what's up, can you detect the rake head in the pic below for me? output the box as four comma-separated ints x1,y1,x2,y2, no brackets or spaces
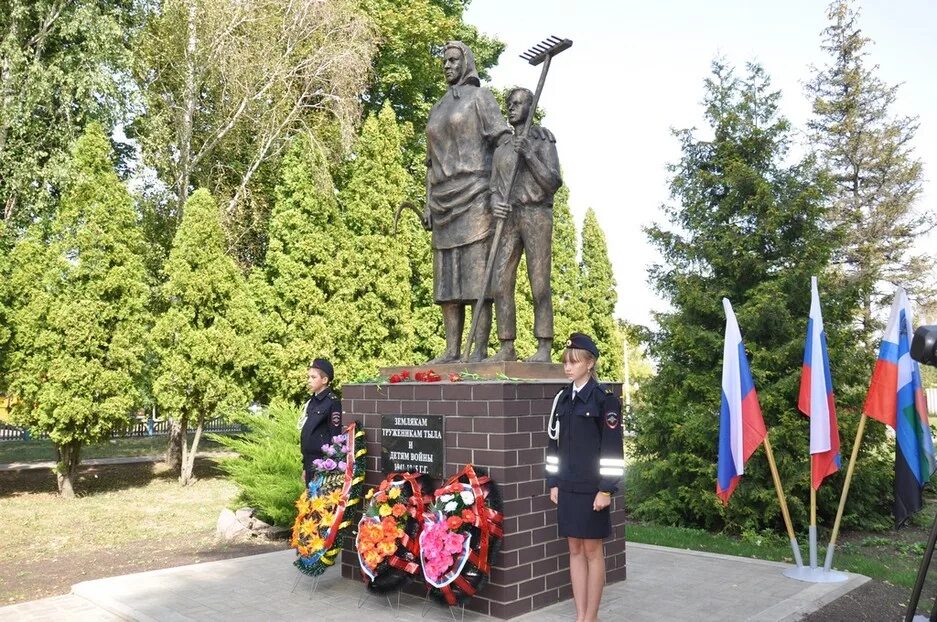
519,36,573,66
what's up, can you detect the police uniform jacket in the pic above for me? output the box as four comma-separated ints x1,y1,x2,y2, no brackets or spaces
545,378,625,494
298,390,343,472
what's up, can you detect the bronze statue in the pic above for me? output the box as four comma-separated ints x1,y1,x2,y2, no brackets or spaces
486,87,562,362
423,42,511,363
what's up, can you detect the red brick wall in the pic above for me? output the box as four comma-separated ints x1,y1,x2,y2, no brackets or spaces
339,381,627,620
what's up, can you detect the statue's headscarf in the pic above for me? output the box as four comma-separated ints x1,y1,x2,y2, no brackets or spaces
443,41,480,99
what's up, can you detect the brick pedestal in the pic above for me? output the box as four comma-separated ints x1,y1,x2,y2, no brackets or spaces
339,380,627,619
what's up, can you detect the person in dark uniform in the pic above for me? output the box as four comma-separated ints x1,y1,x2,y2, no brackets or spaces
298,358,343,484
545,333,625,622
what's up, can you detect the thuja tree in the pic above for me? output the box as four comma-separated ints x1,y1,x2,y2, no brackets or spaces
7,124,150,497
550,186,589,357
580,208,623,380
632,60,890,532
153,189,260,485
249,135,340,402
331,103,418,381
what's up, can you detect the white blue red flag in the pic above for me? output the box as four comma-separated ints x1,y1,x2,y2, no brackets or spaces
798,277,841,490
717,298,768,505
865,287,937,526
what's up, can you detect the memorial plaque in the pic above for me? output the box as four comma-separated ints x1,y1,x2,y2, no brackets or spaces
380,414,445,479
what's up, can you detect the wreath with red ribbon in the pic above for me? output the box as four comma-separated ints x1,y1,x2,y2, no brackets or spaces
356,472,433,594
421,465,504,606
290,421,367,576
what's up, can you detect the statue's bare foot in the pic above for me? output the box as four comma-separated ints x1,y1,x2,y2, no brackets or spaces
525,344,553,363
483,344,517,363
428,351,459,364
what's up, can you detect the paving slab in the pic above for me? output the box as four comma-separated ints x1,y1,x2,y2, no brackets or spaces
0,543,868,621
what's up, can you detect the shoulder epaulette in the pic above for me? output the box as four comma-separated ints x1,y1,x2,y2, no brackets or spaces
605,387,614,395
328,392,338,399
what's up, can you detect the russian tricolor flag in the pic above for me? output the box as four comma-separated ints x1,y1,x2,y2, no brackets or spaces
865,287,937,525
798,277,841,490
717,298,768,505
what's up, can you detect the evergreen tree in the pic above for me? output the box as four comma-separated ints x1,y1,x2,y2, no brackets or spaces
633,60,890,531
550,186,588,357
250,135,339,402
6,124,150,497
331,103,418,380
806,0,933,336
0,221,11,390
581,208,623,380
153,189,260,485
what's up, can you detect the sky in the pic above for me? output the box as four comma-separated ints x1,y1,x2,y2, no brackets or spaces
462,0,937,328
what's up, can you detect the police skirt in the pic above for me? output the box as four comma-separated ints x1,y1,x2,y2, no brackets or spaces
557,488,611,539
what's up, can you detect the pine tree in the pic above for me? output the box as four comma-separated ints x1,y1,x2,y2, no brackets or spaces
634,60,890,531
807,0,932,336
581,208,623,380
153,189,260,485
6,124,150,497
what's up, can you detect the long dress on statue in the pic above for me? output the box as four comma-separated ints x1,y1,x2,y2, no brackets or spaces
425,42,510,304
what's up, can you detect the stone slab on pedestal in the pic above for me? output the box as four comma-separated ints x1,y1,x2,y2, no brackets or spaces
379,361,566,381
340,380,626,620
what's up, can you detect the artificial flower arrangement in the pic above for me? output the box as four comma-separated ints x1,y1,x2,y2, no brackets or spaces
421,465,503,606
355,472,432,593
290,421,367,576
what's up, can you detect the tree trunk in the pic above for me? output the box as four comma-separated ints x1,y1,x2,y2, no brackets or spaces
54,441,81,498
176,0,198,215
180,415,204,486
166,417,185,471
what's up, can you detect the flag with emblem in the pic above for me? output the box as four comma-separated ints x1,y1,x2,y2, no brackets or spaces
798,277,841,490
717,298,768,505
864,287,937,526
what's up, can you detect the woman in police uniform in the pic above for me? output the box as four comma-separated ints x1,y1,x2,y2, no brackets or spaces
545,333,625,622
298,358,343,484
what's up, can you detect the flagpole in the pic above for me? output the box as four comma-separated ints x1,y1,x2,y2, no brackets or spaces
809,483,818,569
763,433,804,568
823,413,868,571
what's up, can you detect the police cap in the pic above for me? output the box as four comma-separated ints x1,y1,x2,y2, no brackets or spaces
310,358,334,381
565,332,599,358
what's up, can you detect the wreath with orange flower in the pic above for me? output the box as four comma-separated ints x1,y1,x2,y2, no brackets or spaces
356,472,432,594
290,421,367,576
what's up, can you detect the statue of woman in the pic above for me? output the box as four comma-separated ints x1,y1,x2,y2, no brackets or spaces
423,41,511,363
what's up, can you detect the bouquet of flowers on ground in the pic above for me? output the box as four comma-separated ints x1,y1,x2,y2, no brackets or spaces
420,465,503,606
291,421,367,576
355,472,431,593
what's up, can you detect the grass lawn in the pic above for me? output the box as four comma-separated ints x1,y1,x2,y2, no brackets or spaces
627,513,932,588
0,435,229,464
0,459,285,604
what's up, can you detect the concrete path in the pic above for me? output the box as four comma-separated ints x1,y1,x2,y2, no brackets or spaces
0,543,867,621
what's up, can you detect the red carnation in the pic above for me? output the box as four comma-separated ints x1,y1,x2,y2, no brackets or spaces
389,374,401,383
449,372,462,382
400,370,410,380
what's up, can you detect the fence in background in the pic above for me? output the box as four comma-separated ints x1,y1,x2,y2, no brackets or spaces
0,417,245,442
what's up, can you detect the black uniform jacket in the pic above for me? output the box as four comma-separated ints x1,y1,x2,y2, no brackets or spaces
545,378,625,494
299,390,343,470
